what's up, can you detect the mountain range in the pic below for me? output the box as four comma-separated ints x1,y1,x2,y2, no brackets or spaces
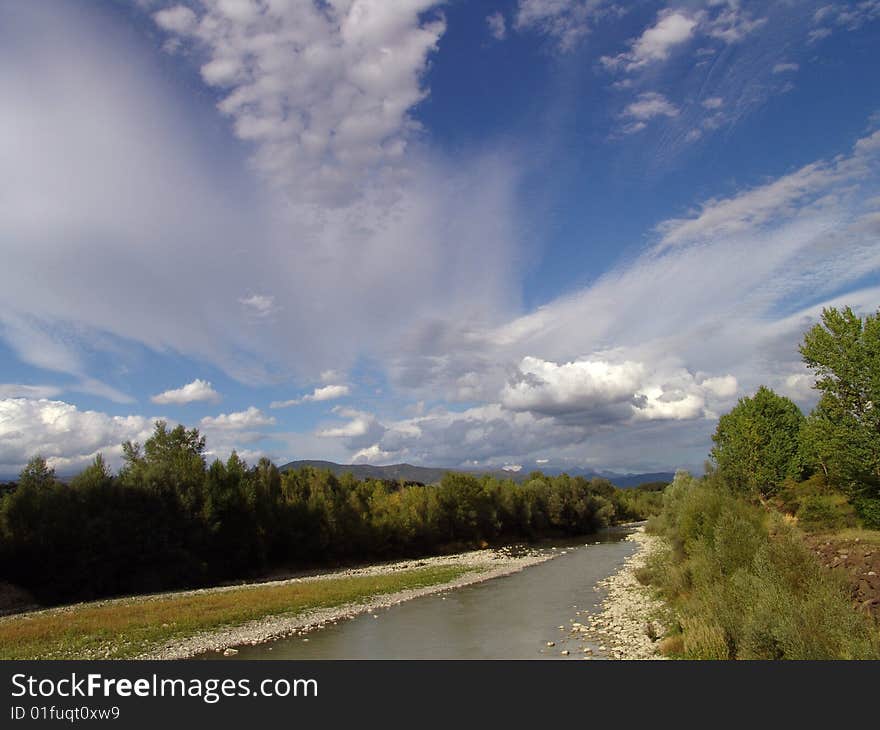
277,460,674,489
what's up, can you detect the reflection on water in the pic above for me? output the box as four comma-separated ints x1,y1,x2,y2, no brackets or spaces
213,526,638,660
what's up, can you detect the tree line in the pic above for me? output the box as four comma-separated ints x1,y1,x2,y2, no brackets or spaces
0,431,659,606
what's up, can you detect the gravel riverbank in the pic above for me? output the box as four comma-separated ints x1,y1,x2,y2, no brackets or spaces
139,546,555,659
574,527,669,660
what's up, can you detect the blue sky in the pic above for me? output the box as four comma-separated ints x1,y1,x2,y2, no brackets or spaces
1,0,879,475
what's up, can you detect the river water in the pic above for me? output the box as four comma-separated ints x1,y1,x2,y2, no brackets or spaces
221,526,638,660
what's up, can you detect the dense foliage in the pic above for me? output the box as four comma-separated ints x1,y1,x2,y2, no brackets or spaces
0,425,659,605
799,306,880,497
710,386,805,495
643,472,879,659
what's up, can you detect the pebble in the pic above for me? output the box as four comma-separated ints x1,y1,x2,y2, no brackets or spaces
584,528,667,661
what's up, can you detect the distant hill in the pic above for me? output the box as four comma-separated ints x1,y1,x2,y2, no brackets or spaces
277,459,673,489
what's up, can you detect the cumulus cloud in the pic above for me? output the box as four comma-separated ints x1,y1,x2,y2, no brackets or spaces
601,10,699,72
317,407,386,450
624,92,680,120
152,0,447,205
319,356,739,467
151,379,221,405
270,384,351,409
0,398,154,473
153,4,197,34
200,406,275,430
616,92,679,134
501,357,644,416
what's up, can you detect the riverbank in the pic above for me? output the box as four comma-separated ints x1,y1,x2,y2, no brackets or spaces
0,545,554,660
577,527,669,660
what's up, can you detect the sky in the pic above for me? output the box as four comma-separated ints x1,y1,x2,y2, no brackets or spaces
1,0,879,476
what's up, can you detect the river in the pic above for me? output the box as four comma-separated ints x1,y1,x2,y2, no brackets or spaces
217,526,638,660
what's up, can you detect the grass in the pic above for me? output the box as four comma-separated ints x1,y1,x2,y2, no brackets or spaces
808,527,880,545
0,564,470,660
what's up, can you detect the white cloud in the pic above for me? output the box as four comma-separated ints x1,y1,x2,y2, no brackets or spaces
372,124,879,467
238,294,277,317
704,1,767,44
151,379,221,405
601,10,699,72
0,398,153,473
270,384,351,409
153,5,197,34
307,384,351,402
656,129,880,249
152,0,448,206
320,356,740,467
623,92,680,121
317,407,386,449
0,384,63,399
0,3,522,395
514,0,618,51
773,62,799,74
702,96,724,110
351,443,393,463
486,11,507,40
700,374,738,399
809,1,880,41
200,406,275,430
501,357,644,415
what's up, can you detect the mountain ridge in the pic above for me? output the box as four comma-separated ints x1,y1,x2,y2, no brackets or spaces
277,459,674,489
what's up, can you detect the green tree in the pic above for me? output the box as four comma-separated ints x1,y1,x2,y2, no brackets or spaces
18,456,57,490
799,306,880,493
711,386,805,495
120,421,207,512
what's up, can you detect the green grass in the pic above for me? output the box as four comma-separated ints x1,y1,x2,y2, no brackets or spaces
809,527,880,545
0,564,470,660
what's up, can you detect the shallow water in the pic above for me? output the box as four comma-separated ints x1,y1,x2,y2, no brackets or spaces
216,526,638,660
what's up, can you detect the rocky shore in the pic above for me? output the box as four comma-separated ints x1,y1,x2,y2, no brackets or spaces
574,527,669,660
138,546,555,660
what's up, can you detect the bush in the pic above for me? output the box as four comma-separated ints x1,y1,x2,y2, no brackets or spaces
853,496,880,530
644,472,880,659
796,494,857,531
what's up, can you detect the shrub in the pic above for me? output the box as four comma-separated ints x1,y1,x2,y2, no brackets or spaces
853,496,880,530
645,472,880,660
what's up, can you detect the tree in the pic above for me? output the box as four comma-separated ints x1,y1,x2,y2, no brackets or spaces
120,421,207,512
711,386,805,495
799,306,880,493
18,455,57,490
